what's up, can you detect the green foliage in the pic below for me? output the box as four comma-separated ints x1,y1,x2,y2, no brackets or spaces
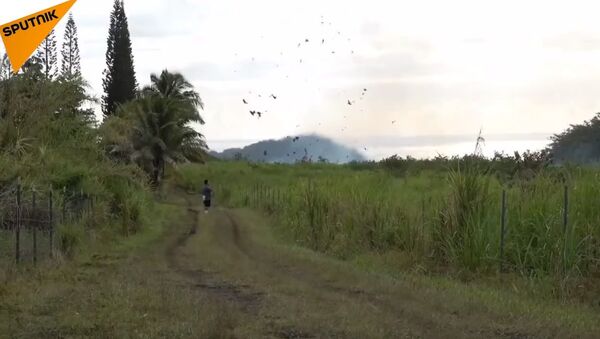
142,69,205,120
364,151,551,183
437,162,495,270
101,70,207,186
0,70,152,258
102,0,137,116
178,161,600,290
550,112,600,164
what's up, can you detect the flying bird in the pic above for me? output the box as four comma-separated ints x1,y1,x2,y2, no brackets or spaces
270,94,277,99
243,99,248,104
305,38,309,42
249,110,256,116
347,100,353,106
322,39,325,44
392,120,396,124
257,112,263,118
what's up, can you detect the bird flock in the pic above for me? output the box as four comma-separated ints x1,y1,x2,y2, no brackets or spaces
232,15,398,161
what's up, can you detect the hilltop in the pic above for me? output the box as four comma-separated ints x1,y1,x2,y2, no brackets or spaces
210,135,365,163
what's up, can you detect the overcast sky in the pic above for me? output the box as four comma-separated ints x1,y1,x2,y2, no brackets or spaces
3,0,600,159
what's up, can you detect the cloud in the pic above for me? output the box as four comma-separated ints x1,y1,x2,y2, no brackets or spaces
545,32,600,52
182,59,280,82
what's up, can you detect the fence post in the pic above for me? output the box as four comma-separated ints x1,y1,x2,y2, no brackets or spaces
500,189,507,273
49,189,54,258
562,185,569,234
15,180,21,264
32,190,37,265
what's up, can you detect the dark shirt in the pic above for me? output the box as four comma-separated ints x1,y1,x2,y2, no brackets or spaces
202,185,212,201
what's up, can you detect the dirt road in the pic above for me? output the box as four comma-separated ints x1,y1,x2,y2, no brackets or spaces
2,196,597,338
164,201,590,338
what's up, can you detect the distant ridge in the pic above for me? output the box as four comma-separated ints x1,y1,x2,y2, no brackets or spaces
210,134,365,164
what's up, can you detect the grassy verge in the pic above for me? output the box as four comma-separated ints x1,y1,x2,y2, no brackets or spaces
351,250,600,333
0,200,241,338
239,208,600,335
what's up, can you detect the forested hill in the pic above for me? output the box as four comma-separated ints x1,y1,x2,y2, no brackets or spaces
550,113,600,164
210,135,365,164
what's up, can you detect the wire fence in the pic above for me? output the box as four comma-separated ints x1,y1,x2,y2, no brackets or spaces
241,181,598,276
0,181,95,265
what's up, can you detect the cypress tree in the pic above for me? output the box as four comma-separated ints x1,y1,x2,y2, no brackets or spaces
61,13,81,79
102,0,137,117
35,29,58,80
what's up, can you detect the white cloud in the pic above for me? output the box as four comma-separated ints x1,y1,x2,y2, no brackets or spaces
3,0,600,159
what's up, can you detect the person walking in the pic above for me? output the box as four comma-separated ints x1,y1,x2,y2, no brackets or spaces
202,179,213,213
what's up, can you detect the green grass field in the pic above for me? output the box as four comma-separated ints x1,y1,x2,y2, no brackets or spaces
176,161,600,305
3,187,599,338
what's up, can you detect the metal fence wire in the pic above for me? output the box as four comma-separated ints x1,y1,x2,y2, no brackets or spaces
0,182,94,265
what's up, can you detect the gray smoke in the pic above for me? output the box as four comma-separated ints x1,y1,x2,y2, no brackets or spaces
210,134,365,164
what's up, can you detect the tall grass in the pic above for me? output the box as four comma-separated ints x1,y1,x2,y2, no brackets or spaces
177,161,600,287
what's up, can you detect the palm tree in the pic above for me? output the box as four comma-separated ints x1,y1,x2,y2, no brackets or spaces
117,95,206,185
105,70,207,186
142,69,205,124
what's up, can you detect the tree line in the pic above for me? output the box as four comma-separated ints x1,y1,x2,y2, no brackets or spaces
0,0,207,189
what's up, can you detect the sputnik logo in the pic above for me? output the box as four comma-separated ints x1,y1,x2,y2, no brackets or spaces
1,0,77,74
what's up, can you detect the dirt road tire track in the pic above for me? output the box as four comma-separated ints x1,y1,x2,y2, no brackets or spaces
160,195,586,338
163,198,263,312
